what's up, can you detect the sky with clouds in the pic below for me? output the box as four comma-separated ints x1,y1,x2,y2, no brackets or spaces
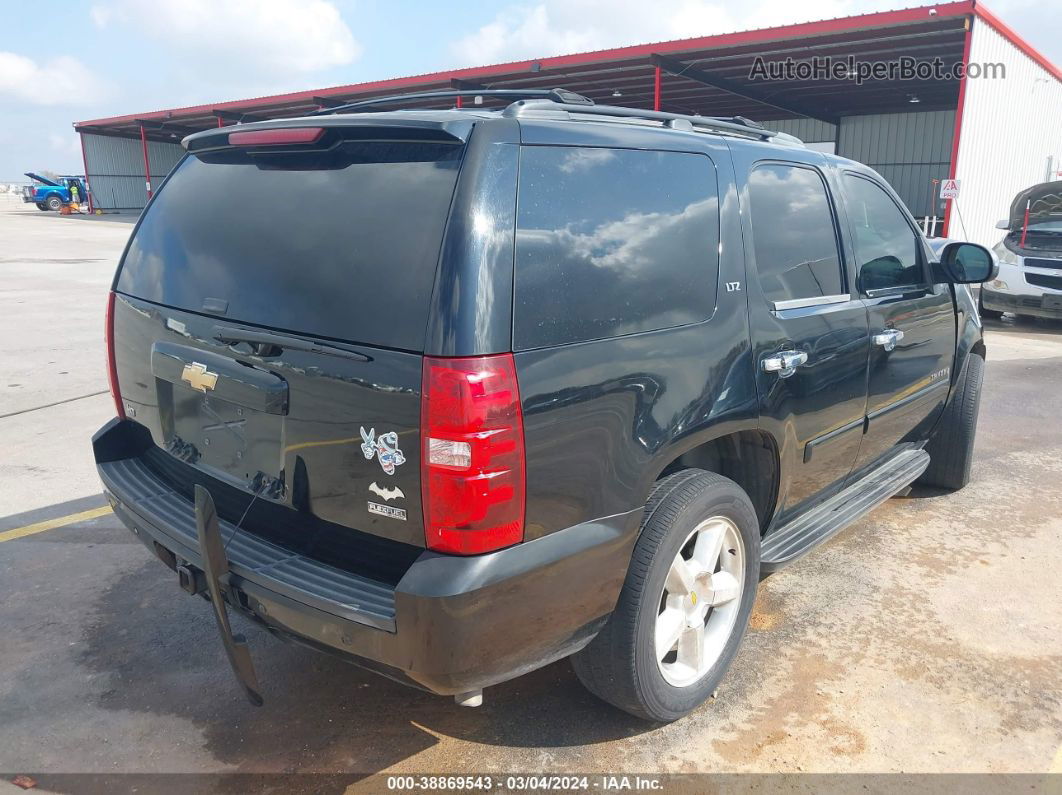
1,0,1057,181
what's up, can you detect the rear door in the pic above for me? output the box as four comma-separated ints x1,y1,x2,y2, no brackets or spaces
732,144,870,522
838,171,956,473
112,131,466,546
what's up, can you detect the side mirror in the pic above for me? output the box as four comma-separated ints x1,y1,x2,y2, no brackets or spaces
938,241,997,284
995,219,1010,230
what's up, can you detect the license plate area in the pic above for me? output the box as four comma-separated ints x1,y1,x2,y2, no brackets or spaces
150,341,289,493
168,387,284,491
1042,294,1062,311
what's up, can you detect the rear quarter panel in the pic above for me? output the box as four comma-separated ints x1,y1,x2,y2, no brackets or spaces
512,123,758,538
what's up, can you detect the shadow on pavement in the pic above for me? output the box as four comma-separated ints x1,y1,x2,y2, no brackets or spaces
0,493,109,533
67,523,652,780
981,314,1062,336
16,211,139,225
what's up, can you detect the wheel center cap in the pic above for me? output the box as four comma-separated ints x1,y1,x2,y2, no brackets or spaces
685,591,706,626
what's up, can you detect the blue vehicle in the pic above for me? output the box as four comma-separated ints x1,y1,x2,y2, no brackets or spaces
22,172,88,211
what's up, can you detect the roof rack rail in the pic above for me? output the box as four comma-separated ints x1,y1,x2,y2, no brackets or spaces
304,88,799,144
311,88,594,116
503,99,780,140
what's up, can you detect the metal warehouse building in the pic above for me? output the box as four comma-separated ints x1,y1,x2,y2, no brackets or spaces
73,0,1060,246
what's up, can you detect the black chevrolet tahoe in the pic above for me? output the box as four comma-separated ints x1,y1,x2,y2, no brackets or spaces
92,89,996,722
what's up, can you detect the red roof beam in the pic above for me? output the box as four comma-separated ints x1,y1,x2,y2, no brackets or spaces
75,1,979,129
973,1,1061,81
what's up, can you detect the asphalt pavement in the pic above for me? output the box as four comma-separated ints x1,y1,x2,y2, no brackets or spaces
1,201,1059,791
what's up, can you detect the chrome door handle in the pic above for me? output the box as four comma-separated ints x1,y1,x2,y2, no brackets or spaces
872,328,905,351
762,350,808,378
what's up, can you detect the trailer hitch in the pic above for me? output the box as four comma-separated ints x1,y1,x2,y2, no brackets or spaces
194,485,263,706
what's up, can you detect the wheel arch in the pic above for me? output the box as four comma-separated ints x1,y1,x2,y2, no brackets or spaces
926,319,985,444
954,284,987,369
650,428,780,535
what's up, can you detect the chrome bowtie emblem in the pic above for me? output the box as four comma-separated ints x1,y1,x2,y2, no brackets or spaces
181,362,219,393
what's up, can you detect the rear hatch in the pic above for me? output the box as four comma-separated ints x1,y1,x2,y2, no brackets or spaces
111,123,466,550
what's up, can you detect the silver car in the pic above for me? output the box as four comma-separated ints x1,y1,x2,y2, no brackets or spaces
981,181,1062,320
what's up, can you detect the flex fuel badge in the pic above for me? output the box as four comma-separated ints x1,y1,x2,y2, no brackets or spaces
368,502,407,521
360,427,406,475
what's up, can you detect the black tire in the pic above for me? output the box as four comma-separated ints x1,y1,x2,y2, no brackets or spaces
46,195,63,211
978,291,1002,320
571,469,760,722
35,202,48,211
918,354,984,491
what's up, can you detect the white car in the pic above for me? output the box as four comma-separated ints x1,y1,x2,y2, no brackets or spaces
980,181,1062,321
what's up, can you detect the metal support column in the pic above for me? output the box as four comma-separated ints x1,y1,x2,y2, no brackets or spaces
77,132,94,213
654,66,661,111
943,18,973,237
139,124,153,201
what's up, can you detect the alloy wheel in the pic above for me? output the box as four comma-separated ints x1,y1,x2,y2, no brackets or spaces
655,516,745,687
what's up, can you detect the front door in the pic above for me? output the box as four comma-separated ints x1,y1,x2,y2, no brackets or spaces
838,171,956,473
734,148,870,523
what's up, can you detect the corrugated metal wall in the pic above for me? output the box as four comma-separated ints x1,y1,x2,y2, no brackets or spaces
762,112,955,218
81,133,184,211
838,111,956,219
954,19,1062,246
762,117,837,143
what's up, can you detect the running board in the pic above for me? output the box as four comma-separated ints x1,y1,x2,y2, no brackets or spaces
761,449,930,572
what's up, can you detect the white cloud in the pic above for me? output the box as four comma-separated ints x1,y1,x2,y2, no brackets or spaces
453,5,600,65
0,52,110,105
89,5,113,27
450,0,887,66
91,0,360,75
558,147,617,173
49,133,83,158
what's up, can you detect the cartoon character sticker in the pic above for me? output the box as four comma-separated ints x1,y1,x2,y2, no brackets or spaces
360,427,406,475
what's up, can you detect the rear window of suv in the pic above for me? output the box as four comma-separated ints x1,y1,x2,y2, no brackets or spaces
513,146,720,349
116,140,463,351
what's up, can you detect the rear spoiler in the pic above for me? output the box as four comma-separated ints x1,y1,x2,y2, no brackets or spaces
183,116,473,154
25,172,59,186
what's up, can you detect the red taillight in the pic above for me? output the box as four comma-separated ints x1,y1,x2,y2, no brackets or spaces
105,291,125,419
227,128,324,146
421,354,526,555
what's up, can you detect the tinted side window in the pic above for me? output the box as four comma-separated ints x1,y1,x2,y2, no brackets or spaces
514,146,719,349
842,174,923,291
748,163,843,303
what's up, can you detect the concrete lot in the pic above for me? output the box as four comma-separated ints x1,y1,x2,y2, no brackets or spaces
1,202,1060,787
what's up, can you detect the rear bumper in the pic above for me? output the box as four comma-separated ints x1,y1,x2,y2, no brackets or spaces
94,418,640,695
